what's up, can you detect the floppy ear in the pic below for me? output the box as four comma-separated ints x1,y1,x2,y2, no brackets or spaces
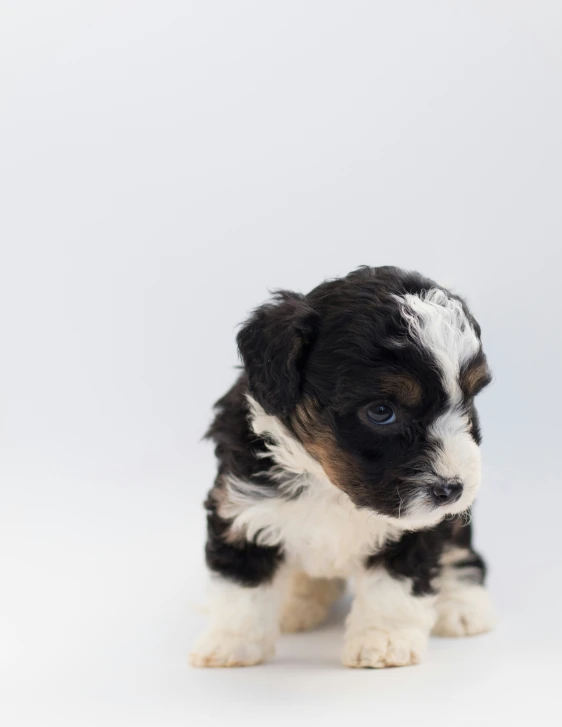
237,291,319,417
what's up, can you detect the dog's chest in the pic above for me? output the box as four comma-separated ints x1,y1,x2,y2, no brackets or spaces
238,401,401,576
238,479,399,578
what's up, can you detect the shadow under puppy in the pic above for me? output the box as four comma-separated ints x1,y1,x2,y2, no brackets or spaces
191,266,495,668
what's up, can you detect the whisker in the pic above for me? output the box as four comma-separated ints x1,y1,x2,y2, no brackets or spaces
396,486,404,519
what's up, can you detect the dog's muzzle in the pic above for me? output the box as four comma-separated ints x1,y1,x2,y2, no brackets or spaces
430,478,463,506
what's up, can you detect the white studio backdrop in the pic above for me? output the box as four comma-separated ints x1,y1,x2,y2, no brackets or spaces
1,2,561,726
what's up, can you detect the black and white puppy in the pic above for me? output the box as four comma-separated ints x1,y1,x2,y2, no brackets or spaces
191,266,494,668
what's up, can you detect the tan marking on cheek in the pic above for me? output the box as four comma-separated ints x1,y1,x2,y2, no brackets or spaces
291,401,362,497
378,373,423,407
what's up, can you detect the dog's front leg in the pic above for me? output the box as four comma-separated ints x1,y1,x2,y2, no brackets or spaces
342,566,436,668
190,572,287,668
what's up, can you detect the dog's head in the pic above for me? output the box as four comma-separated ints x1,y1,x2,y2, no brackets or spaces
237,266,491,529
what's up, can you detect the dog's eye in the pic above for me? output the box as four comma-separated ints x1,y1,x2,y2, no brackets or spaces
366,404,396,425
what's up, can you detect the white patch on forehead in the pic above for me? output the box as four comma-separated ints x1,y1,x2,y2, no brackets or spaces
395,288,480,404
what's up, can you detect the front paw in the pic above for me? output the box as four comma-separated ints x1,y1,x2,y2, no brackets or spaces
342,628,428,668
433,585,496,637
190,629,274,668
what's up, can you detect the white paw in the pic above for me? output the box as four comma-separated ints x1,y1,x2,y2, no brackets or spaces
433,585,496,637
189,630,274,668
342,628,428,668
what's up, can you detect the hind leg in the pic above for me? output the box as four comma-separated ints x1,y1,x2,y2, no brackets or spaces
280,572,346,633
433,546,496,637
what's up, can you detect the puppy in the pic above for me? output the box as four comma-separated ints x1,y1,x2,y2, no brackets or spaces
191,266,495,668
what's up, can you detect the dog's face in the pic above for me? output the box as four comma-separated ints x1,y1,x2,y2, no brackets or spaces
238,267,491,528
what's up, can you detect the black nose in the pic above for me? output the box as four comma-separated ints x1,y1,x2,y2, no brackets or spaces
431,479,463,506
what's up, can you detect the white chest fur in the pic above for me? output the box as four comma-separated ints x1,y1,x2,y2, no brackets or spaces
217,397,402,578
226,475,400,578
